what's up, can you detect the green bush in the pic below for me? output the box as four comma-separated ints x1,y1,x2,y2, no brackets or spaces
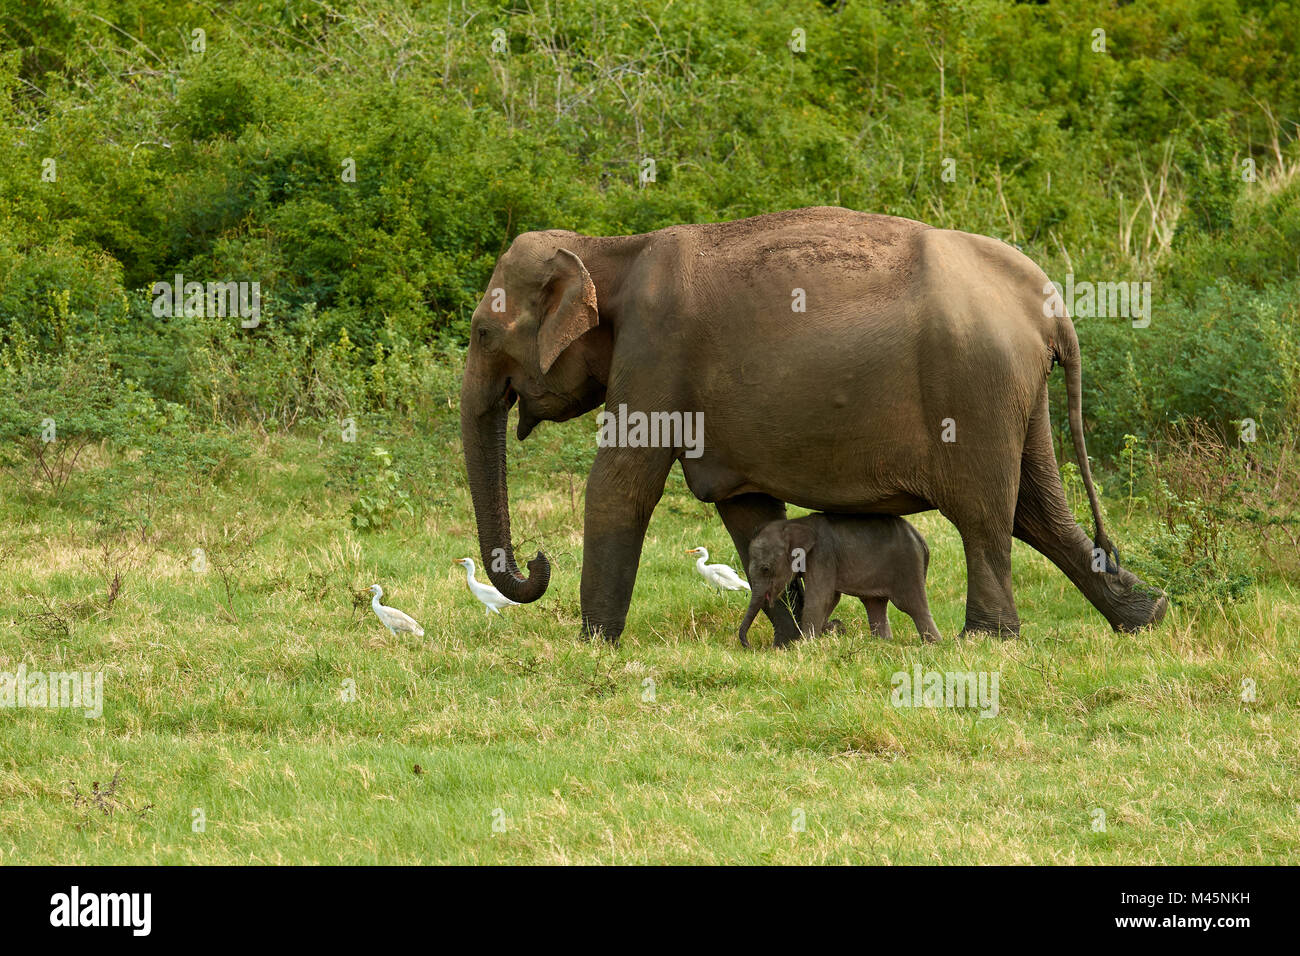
1,0,1298,599
348,446,414,532
1120,423,1300,600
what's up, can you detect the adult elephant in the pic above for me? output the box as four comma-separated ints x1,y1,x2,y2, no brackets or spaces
459,207,1167,643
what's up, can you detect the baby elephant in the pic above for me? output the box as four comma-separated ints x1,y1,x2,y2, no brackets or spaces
738,514,941,647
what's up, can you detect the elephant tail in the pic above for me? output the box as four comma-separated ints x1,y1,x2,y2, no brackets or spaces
1055,315,1120,571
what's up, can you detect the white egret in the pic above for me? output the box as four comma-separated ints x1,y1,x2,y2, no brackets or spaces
454,557,521,615
367,584,425,637
685,547,751,592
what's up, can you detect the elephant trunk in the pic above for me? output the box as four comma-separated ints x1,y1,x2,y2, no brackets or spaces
460,389,550,604
737,588,766,648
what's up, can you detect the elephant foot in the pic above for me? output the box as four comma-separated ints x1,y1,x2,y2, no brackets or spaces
959,617,1021,640
1122,591,1169,632
771,622,804,648
1102,568,1169,632
823,619,846,635
580,621,623,645
773,629,805,649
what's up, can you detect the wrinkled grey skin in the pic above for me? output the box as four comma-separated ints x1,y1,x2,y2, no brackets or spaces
459,206,1168,644
738,514,941,647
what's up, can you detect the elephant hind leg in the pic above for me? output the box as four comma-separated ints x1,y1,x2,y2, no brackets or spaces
890,592,942,643
1013,393,1167,631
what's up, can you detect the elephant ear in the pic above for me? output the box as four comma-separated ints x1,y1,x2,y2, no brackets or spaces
782,522,816,563
537,248,599,374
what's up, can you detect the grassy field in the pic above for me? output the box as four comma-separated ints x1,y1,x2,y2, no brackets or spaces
1,416,1297,865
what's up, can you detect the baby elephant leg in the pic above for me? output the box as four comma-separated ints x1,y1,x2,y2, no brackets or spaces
798,577,839,639
822,593,847,634
862,597,892,640
893,590,942,643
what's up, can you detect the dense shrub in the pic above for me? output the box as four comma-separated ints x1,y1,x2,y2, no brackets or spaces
1120,422,1300,600
0,0,1296,565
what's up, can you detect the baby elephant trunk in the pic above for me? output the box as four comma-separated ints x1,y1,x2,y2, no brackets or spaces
737,589,767,648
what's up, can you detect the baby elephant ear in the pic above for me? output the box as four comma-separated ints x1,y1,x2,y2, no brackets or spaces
783,522,816,559
538,248,599,373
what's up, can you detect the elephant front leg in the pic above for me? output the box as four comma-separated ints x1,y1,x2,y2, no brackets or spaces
579,445,675,644
797,575,840,641
714,493,804,647
957,528,1019,637
863,597,893,640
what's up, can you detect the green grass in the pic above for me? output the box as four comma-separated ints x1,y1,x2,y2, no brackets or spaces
1,419,1297,864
